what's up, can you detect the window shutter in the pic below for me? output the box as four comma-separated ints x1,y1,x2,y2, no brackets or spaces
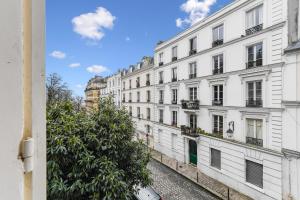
246,160,263,188
211,148,221,169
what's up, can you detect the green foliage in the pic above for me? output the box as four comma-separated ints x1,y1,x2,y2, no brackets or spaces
47,97,151,200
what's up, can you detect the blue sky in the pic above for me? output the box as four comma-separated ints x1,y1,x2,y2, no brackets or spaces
46,0,233,96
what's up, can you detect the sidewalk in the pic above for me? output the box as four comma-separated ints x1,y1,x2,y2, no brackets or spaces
149,148,252,200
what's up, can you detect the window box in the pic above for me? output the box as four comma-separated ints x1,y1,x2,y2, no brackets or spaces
212,128,223,138
212,39,223,48
246,137,263,147
172,78,177,82
246,24,263,36
159,80,164,84
189,49,197,56
172,57,177,62
246,99,262,107
246,59,263,69
212,68,223,75
181,125,199,137
189,74,197,79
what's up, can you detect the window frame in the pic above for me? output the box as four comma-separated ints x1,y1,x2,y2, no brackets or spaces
210,148,221,170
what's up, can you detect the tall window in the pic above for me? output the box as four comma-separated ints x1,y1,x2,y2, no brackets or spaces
159,90,164,103
146,125,151,134
189,62,197,79
189,87,197,101
210,148,221,169
190,114,197,129
137,107,140,118
246,118,263,146
147,108,151,120
159,52,164,65
136,77,140,88
246,160,263,188
146,74,150,85
213,85,223,106
172,46,178,61
159,109,164,123
123,93,125,102
137,91,140,102
129,80,132,88
159,71,164,84
189,37,197,55
123,81,125,90
172,89,177,104
213,115,223,135
171,67,177,81
147,90,151,102
246,5,263,35
247,43,263,68
129,106,132,116
212,25,224,47
212,54,223,74
172,111,177,126
247,81,262,107
129,92,132,101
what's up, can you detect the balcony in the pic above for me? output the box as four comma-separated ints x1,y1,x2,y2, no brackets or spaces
212,39,223,48
146,80,150,86
159,80,164,84
159,62,164,66
129,99,132,103
171,121,177,127
172,57,177,62
181,100,199,110
246,99,262,107
171,100,177,105
136,82,140,88
159,119,163,123
246,137,263,147
246,59,263,69
122,99,125,103
172,77,177,82
212,100,223,106
181,126,199,137
159,99,164,104
189,74,197,79
189,49,197,56
246,24,263,36
212,129,223,138
212,68,223,75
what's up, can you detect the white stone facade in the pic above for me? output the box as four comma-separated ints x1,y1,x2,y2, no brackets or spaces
102,72,122,107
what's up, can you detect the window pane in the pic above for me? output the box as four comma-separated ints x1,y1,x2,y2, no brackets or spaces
248,46,254,61
247,119,255,137
248,82,254,100
256,81,262,99
256,43,263,60
256,119,263,139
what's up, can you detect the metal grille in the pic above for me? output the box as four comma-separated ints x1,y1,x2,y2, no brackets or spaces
246,160,263,188
210,148,221,169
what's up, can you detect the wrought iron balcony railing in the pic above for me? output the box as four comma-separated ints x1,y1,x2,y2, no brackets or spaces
212,39,223,48
159,79,164,84
246,137,263,147
246,99,262,107
122,99,125,103
212,128,223,138
172,77,177,82
171,100,177,104
172,57,177,62
246,59,263,69
212,68,223,75
189,49,197,56
137,114,141,119
212,100,223,106
159,62,164,66
146,80,150,86
171,121,177,127
181,100,200,110
159,119,163,123
189,74,197,79
128,99,132,103
181,125,199,137
159,99,164,104
246,24,263,36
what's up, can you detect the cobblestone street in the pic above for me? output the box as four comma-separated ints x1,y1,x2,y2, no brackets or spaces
148,160,219,200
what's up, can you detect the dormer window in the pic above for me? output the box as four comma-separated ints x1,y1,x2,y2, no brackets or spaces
246,5,263,35
189,37,197,56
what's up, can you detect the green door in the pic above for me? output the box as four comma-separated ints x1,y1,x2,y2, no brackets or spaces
189,140,197,165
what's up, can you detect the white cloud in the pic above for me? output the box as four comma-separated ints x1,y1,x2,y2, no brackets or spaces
86,65,108,74
50,50,66,59
125,36,130,41
72,7,116,41
69,63,81,68
176,0,217,28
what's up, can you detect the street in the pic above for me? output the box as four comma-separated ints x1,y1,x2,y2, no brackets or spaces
148,160,219,200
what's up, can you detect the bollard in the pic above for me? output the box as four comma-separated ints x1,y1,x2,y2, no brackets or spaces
161,154,162,162
176,161,178,171
228,188,230,200
197,171,199,182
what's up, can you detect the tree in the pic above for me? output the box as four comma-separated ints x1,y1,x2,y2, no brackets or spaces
47,97,151,200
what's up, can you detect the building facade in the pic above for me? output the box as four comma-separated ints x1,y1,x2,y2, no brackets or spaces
102,72,122,107
121,57,155,147
85,76,106,110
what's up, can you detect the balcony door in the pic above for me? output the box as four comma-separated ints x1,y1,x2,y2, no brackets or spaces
190,114,197,129
189,140,197,165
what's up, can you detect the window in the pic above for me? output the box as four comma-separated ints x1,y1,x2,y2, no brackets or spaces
171,133,177,150
122,94,125,102
189,62,197,79
212,25,224,47
246,119,263,146
159,90,164,104
158,130,162,143
129,80,132,88
136,77,140,88
159,52,164,65
147,90,151,102
137,107,140,118
159,109,164,123
147,108,151,120
190,114,197,128
159,71,164,84
189,87,197,101
137,91,140,102
172,111,177,126
210,148,221,169
212,54,223,74
146,125,151,134
172,89,177,104
171,67,177,81
247,43,263,68
213,85,223,106
246,160,263,188
146,74,150,85
172,46,178,61
189,37,197,55
123,81,125,90
213,115,223,135
129,93,132,102
129,106,132,116
247,81,262,107
246,5,263,35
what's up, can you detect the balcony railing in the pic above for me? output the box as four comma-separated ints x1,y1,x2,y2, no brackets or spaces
159,99,164,104
147,99,150,103
146,80,150,86
159,119,163,123
212,100,223,106
136,82,140,88
171,121,177,127
189,49,197,56
189,74,197,79
137,99,140,103
159,62,164,66
212,39,223,48
212,68,223,75
137,114,141,119
246,24,263,36
212,129,223,138
172,77,177,82
181,126,199,137
246,137,263,147
122,99,125,103
129,99,132,103
171,100,177,104
246,59,263,69
147,116,150,120
159,80,164,84
172,57,178,62
181,100,200,110
246,99,262,107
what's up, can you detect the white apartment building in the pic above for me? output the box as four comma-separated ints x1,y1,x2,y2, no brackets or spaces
103,72,122,107
121,57,155,147
151,0,300,200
